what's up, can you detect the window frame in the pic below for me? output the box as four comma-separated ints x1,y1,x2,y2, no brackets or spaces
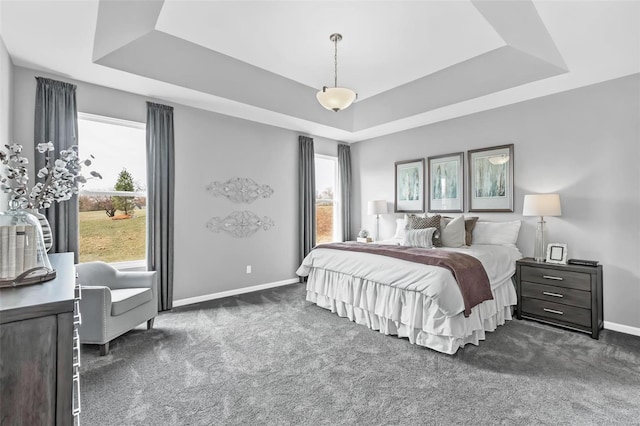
77,112,148,269
314,153,342,243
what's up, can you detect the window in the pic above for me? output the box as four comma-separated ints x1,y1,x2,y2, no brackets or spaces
315,154,341,243
77,113,147,267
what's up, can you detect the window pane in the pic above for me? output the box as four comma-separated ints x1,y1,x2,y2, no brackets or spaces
77,116,147,263
316,200,334,244
315,156,337,243
78,196,146,263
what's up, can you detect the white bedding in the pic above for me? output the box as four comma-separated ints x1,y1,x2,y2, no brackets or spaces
296,242,523,354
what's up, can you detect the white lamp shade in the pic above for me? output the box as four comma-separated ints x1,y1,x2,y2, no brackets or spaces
367,200,388,215
523,194,562,217
316,87,357,112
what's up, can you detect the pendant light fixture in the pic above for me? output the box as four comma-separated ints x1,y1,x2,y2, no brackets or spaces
316,33,357,112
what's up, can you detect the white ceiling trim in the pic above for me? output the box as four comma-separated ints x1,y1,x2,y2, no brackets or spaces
91,0,569,139
1,0,638,143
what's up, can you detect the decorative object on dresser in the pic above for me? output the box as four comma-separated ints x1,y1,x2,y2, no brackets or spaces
356,229,372,243
394,159,425,213
568,258,599,267
546,243,568,264
468,144,514,212
367,200,387,241
1,141,102,252
0,253,79,424
427,152,464,213
0,201,56,287
522,193,562,262
516,257,603,339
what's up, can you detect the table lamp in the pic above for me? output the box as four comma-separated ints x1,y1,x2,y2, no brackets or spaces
523,194,562,262
367,200,388,242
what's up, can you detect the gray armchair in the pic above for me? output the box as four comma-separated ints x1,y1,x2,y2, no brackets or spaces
75,262,158,356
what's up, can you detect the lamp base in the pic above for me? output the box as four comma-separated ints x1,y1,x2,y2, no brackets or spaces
533,218,546,262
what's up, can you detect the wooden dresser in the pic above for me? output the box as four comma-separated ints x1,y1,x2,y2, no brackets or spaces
0,253,78,425
515,257,603,339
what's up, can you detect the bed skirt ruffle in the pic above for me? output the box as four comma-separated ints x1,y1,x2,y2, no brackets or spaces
305,268,516,354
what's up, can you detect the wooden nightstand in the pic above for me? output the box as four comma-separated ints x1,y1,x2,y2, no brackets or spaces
515,258,603,339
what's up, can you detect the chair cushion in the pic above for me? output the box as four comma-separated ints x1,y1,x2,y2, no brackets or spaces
110,288,153,316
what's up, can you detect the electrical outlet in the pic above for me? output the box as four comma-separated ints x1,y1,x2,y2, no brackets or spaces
246,265,252,274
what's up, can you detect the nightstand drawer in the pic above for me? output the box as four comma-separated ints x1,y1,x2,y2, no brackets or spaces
521,298,591,327
521,281,591,309
521,265,590,291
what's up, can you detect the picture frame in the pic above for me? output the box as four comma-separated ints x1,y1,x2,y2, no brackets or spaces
394,159,425,213
468,144,514,212
546,243,568,264
427,152,464,213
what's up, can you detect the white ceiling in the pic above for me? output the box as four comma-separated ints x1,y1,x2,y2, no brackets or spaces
1,0,638,143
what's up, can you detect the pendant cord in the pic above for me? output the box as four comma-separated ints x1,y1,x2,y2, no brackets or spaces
334,37,338,88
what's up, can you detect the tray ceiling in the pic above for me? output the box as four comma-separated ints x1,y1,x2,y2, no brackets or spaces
1,0,638,142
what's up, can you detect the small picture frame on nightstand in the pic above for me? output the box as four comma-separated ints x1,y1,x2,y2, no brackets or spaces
546,243,568,264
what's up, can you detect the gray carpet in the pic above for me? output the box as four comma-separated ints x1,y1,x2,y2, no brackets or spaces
80,283,640,425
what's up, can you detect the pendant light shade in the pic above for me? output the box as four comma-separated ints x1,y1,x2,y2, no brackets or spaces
316,87,357,112
317,33,357,112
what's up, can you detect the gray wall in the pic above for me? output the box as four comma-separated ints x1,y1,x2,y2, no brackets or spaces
351,74,640,330
10,66,339,302
0,37,12,210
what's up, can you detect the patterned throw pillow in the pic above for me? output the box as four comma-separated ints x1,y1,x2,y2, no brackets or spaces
406,214,442,247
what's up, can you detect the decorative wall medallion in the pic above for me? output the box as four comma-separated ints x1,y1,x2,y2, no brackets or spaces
206,211,274,238
207,177,274,203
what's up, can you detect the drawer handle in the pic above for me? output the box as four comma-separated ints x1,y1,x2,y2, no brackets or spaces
542,275,564,281
73,374,81,415
542,291,564,298
543,308,564,315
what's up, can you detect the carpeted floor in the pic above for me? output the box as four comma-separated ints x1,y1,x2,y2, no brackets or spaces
80,283,640,425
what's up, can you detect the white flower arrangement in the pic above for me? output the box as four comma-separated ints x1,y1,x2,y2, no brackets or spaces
1,142,101,210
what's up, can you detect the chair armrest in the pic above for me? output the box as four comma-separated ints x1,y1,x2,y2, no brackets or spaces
77,286,112,342
110,270,157,291
79,285,112,310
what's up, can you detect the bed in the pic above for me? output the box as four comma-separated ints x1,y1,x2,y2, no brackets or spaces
296,222,523,354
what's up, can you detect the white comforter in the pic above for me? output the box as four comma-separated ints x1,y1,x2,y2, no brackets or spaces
296,243,523,318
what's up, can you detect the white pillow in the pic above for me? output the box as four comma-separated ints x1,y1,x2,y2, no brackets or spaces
393,218,406,239
402,228,436,248
472,220,521,246
440,215,466,248
392,214,426,239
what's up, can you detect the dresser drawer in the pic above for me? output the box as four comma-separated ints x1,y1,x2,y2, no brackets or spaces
521,265,591,291
521,297,591,327
521,281,591,309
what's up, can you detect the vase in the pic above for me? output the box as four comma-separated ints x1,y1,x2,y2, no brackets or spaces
0,202,55,286
29,209,53,252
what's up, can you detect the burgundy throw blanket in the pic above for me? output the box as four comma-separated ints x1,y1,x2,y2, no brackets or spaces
317,242,493,317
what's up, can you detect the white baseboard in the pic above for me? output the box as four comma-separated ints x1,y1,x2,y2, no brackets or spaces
172,278,300,308
603,321,640,337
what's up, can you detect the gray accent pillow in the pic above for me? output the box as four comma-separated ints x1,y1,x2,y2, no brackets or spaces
402,228,436,248
406,214,442,247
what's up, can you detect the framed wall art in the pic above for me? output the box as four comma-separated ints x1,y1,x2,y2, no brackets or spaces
394,158,425,213
427,152,464,213
468,144,514,212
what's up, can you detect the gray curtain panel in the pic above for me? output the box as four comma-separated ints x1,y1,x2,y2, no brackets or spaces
338,144,352,242
146,102,175,312
299,136,316,268
34,77,80,261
